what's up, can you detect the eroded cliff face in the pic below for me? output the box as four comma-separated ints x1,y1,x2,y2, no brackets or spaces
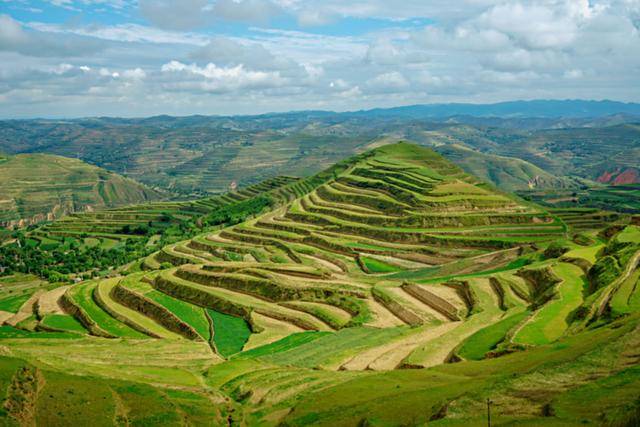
0,202,91,229
597,167,640,185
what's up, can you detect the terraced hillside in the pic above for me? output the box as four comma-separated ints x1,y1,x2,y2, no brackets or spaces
519,184,640,214
1,143,639,426
0,175,302,282
0,153,163,227
434,144,573,191
32,175,299,247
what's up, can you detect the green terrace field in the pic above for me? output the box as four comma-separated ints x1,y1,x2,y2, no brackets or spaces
0,175,304,282
32,175,300,249
1,142,640,426
518,184,640,214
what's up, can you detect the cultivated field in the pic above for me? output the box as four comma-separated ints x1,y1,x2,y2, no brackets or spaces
1,143,639,426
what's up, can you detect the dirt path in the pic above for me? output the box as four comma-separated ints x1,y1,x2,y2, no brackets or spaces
37,286,70,316
0,310,14,323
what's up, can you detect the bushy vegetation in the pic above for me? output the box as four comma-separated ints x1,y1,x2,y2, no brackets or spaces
0,177,297,282
203,196,273,227
543,241,571,259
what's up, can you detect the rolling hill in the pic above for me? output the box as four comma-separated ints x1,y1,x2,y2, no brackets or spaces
2,107,639,196
433,144,574,191
0,154,164,227
2,143,638,425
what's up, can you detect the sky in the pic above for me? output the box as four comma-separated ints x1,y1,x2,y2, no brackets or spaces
1,0,639,118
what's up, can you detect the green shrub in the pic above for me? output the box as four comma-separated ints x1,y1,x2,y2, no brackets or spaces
544,242,570,259
587,256,621,293
203,196,273,227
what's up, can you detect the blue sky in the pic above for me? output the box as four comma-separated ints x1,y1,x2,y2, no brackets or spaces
1,0,639,117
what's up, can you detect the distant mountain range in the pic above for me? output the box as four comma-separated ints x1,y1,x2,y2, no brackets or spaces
3,99,640,124
349,99,640,119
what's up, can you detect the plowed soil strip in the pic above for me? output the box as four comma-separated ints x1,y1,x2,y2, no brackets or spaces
364,299,405,328
37,286,70,315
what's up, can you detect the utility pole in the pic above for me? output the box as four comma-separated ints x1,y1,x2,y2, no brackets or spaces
487,398,493,427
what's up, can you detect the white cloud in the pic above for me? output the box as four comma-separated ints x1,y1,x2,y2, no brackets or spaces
366,71,410,93
27,22,209,46
160,60,284,93
0,15,105,57
1,0,639,117
122,67,146,80
139,0,210,31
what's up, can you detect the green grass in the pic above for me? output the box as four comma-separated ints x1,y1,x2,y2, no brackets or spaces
563,242,604,264
282,315,640,426
360,256,402,273
457,309,529,360
147,289,211,340
610,268,640,316
95,279,181,339
552,365,640,425
252,326,410,369
514,263,585,345
617,225,640,244
207,309,252,357
0,325,80,339
0,354,223,426
0,293,32,313
69,282,147,338
236,331,330,359
40,314,87,334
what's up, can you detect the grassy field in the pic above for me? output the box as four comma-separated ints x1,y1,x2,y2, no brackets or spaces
514,263,586,345
39,314,87,333
208,309,252,357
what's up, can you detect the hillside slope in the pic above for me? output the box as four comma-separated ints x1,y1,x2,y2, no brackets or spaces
1,143,639,425
0,154,164,227
434,144,573,191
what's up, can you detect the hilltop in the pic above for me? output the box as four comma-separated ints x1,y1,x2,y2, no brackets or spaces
2,142,638,425
0,154,164,227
